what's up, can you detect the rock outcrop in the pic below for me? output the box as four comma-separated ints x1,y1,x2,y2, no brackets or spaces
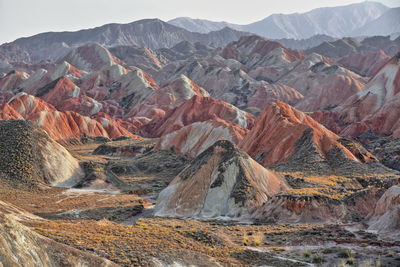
155,119,248,158
368,186,400,240
82,65,159,110
143,95,254,137
2,93,137,140
155,140,288,218
279,53,366,112
314,53,400,138
239,102,362,169
253,189,384,224
126,75,209,123
337,50,390,77
58,43,121,72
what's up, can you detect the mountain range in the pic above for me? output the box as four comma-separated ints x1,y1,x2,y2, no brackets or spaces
169,2,399,39
1,1,398,66
9,19,250,62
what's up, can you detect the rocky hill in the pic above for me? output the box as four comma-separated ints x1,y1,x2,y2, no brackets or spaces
155,140,288,218
0,120,84,189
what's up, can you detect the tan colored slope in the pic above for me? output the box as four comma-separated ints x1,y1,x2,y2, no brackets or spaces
155,140,288,218
0,212,117,267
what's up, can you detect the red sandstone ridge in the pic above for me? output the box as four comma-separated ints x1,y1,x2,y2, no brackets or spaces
0,70,29,92
91,112,140,138
1,94,138,141
221,35,304,63
0,62,83,97
35,77,80,107
279,53,366,112
221,35,305,84
0,104,23,120
143,95,255,137
125,75,209,123
81,65,159,110
155,119,248,158
239,102,361,167
337,50,390,77
33,76,105,117
314,53,400,137
58,43,122,72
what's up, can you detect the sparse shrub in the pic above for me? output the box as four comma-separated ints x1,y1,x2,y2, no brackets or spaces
386,251,396,257
243,233,264,246
268,246,286,252
346,257,355,265
303,250,311,258
312,253,324,263
338,248,353,258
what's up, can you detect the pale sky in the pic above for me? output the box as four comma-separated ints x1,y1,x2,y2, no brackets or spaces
0,0,399,44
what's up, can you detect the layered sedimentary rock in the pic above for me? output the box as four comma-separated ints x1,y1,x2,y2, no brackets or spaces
155,140,288,218
314,53,400,137
143,95,254,137
155,119,248,158
368,186,400,239
239,102,361,168
337,50,390,77
278,53,366,111
155,35,367,112
58,43,121,72
253,189,383,224
126,75,209,123
2,94,136,140
110,45,168,73
81,65,159,110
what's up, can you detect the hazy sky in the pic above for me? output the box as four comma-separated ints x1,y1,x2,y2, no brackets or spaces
0,0,399,44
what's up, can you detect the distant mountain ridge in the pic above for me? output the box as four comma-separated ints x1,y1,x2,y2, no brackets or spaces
5,19,250,63
352,7,400,37
305,35,400,58
169,2,396,39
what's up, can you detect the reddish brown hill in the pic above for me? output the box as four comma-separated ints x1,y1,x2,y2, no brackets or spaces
143,95,255,137
125,75,209,123
0,70,29,93
58,43,122,72
221,35,304,63
239,102,363,167
0,104,23,120
2,94,137,140
35,77,80,106
314,53,400,138
155,119,248,158
337,50,390,77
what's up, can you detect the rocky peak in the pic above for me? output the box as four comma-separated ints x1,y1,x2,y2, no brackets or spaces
155,140,288,218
